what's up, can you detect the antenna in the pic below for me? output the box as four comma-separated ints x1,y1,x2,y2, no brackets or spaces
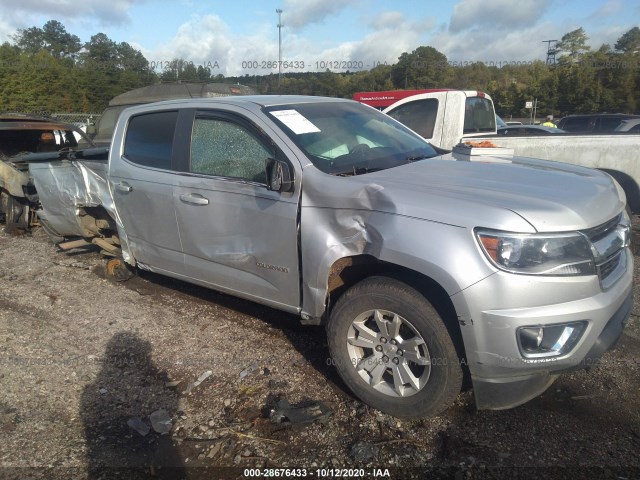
542,40,558,65
276,9,283,91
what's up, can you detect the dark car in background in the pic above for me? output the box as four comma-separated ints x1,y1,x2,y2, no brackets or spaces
497,125,567,135
557,113,640,133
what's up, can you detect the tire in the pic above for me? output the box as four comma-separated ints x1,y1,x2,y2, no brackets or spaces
326,276,462,419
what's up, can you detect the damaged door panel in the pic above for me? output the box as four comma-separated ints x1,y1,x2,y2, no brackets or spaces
172,109,300,310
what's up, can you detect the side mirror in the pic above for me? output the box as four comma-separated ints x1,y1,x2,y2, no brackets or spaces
265,158,294,193
86,124,96,136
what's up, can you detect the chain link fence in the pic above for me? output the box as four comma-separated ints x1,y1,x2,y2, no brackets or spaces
4,112,102,126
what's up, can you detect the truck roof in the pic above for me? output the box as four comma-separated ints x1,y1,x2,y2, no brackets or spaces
135,95,355,109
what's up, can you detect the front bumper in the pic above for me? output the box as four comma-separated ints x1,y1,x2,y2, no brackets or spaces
472,288,632,409
451,248,633,410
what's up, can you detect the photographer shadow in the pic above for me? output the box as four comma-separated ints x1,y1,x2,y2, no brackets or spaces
80,331,185,479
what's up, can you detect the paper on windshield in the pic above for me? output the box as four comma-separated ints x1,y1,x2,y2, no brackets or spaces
270,109,321,134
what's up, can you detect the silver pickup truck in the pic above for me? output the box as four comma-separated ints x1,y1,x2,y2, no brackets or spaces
27,96,633,419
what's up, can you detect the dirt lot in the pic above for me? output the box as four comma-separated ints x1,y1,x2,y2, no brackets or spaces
0,227,639,480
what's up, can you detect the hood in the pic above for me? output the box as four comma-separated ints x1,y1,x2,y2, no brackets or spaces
302,155,624,233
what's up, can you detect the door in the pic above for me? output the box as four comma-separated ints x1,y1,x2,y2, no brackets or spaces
173,109,300,309
109,109,184,274
383,92,450,148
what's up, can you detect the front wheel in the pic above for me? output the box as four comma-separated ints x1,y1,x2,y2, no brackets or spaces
326,276,462,419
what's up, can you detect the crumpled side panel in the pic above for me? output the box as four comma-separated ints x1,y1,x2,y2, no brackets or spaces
29,158,135,263
298,167,494,321
299,167,395,320
27,161,115,241
29,160,97,237
78,160,134,264
75,160,116,218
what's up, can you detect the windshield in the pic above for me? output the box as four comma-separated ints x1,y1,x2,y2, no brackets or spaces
265,101,437,176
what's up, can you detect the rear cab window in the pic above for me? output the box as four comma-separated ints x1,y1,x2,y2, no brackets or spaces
463,97,496,134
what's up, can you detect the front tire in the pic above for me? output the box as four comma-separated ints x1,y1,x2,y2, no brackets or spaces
326,276,462,419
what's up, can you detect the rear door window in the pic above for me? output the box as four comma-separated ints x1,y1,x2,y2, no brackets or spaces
123,111,179,169
597,117,623,131
560,117,590,132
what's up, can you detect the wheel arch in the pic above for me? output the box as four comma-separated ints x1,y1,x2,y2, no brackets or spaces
324,255,467,362
598,168,640,214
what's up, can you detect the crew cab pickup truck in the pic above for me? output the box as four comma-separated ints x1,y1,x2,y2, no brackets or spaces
26,96,633,418
356,90,640,212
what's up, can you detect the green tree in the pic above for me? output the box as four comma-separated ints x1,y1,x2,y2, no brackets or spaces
76,33,155,110
556,28,591,64
13,20,81,59
2,50,85,111
391,46,449,89
615,27,640,54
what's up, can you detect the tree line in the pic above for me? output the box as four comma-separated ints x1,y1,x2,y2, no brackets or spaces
0,20,638,118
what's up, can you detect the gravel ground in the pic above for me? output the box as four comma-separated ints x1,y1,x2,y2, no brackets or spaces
0,226,639,480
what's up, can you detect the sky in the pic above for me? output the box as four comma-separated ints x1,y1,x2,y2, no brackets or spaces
0,0,637,76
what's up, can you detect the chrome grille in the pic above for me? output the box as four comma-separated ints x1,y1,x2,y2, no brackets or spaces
597,251,622,280
582,213,629,286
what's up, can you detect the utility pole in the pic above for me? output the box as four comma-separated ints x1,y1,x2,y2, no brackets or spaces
276,9,283,91
542,40,558,65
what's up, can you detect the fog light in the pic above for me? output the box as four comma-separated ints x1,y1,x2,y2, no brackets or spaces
517,322,587,359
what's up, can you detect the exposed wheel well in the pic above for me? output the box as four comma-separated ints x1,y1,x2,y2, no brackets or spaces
326,255,466,363
598,169,640,214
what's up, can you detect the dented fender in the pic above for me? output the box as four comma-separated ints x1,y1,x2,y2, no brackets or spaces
298,167,497,320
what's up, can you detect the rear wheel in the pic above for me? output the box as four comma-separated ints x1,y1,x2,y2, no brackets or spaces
327,276,462,419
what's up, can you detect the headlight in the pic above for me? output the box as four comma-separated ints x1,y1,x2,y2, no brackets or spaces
476,230,596,276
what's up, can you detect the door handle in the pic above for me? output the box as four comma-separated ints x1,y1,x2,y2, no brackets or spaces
114,182,132,193
179,193,209,206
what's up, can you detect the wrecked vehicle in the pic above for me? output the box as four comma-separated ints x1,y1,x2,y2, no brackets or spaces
27,96,633,418
0,114,93,229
